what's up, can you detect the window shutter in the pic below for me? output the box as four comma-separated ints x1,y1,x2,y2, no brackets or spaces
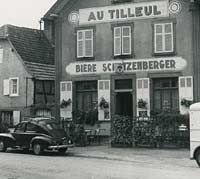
60,81,73,119
98,80,110,120
136,78,150,116
122,26,131,55
0,49,3,63
3,79,9,95
13,111,20,126
85,30,93,57
77,31,84,58
114,27,121,56
179,76,193,114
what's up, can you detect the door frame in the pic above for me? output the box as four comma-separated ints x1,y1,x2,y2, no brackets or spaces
111,74,136,118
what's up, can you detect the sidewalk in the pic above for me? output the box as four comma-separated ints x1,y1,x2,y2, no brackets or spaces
68,145,197,168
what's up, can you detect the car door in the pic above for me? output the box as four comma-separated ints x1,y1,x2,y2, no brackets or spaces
12,122,27,146
24,122,40,146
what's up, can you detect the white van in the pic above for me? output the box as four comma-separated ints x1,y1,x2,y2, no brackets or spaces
189,102,200,167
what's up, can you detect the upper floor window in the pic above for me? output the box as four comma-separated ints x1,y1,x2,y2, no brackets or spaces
114,26,132,56
10,78,19,96
154,22,174,54
3,77,19,96
77,29,93,58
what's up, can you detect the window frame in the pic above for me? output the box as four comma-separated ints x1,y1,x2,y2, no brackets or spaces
153,21,176,56
76,28,94,59
9,77,19,97
112,23,134,58
152,78,179,113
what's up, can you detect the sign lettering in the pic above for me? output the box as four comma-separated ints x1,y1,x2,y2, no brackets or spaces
66,57,187,75
79,1,169,25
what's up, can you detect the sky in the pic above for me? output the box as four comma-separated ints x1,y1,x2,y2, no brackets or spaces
0,0,57,29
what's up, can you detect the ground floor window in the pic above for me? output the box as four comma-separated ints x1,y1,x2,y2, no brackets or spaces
76,81,97,111
1,111,13,127
152,78,178,113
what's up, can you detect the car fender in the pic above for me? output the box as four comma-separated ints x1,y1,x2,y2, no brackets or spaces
30,135,52,147
0,133,16,146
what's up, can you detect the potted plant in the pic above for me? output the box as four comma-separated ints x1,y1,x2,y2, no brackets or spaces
181,98,193,108
137,99,147,109
99,97,109,109
60,98,72,108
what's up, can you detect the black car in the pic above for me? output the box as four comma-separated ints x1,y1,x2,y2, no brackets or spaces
0,117,74,155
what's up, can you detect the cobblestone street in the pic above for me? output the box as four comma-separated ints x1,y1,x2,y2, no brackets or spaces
0,146,199,179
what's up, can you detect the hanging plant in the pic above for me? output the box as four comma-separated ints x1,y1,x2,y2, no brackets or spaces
137,99,147,109
60,98,72,108
181,98,193,108
99,97,109,109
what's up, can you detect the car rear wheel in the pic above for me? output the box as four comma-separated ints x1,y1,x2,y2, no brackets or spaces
58,148,67,155
195,149,200,167
0,140,7,152
33,143,43,155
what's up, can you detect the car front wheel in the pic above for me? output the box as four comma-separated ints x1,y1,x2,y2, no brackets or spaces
0,140,7,152
33,143,43,155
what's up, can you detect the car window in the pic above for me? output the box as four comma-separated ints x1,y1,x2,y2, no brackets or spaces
26,123,38,132
15,123,26,132
39,121,62,131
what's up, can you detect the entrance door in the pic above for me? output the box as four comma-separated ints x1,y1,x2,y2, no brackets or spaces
116,92,133,117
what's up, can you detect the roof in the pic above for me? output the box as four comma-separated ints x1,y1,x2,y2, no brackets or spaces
43,0,70,19
24,61,55,80
0,24,55,80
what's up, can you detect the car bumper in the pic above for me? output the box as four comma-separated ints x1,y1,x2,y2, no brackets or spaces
48,144,74,150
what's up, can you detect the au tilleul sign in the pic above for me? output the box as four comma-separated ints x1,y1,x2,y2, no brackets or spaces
78,0,169,25
66,57,187,75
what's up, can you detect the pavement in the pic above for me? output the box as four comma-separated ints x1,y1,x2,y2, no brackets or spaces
68,145,197,168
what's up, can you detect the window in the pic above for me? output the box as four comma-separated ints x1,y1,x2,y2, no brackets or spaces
26,123,38,132
77,29,93,58
3,78,19,96
153,78,178,113
76,81,97,111
10,78,19,96
115,79,132,90
1,111,13,127
154,22,174,54
114,26,132,56
15,122,26,132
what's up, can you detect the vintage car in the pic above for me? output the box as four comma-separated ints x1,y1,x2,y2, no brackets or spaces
0,117,74,155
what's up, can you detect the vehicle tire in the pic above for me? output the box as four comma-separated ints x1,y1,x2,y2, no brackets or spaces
195,149,200,167
0,140,7,152
33,143,43,155
58,148,67,155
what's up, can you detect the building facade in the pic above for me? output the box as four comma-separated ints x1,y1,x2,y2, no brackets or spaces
43,0,200,133
0,25,55,128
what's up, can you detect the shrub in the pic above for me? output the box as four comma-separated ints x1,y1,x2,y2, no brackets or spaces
111,115,133,147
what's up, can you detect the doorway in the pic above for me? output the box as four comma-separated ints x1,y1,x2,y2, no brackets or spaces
116,92,133,117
